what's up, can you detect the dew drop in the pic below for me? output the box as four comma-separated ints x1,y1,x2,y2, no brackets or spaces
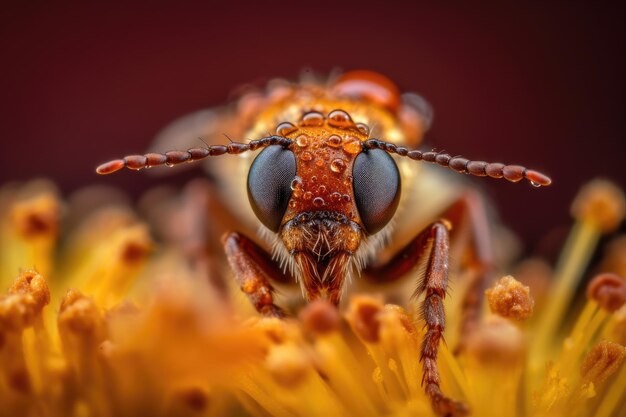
355,123,370,136
327,109,353,128
276,122,297,136
300,111,325,127
329,192,342,203
344,175,354,186
303,191,313,200
343,139,362,154
296,135,309,147
293,189,303,198
300,151,313,161
341,194,351,202
330,159,346,173
317,185,327,194
311,175,317,183
531,181,541,188
165,163,174,167
289,200,298,209
327,135,342,147
315,159,324,167
313,197,325,207
290,176,303,190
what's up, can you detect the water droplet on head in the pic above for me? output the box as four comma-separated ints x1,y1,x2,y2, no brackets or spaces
344,175,353,186
315,159,324,167
311,175,317,183
327,109,354,128
355,123,370,136
300,111,325,127
304,191,313,200
330,159,346,173
327,135,342,147
290,176,303,190
296,135,309,147
329,192,342,203
313,197,325,207
341,194,351,202
343,139,362,154
276,122,298,136
530,181,541,188
300,151,313,161
318,185,327,194
289,200,298,209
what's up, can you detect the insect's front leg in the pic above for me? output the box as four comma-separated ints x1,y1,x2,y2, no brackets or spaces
223,232,292,318
437,190,494,352
364,221,467,417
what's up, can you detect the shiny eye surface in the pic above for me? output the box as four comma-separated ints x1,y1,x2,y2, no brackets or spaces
352,148,401,234
247,145,296,232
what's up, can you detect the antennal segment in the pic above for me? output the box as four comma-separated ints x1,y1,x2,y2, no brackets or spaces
363,139,552,187
95,136,292,175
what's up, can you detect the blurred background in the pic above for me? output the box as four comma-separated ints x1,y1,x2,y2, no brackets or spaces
0,1,623,253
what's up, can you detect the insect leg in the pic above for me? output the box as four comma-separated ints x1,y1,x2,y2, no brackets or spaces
223,232,292,317
437,191,494,353
364,221,467,416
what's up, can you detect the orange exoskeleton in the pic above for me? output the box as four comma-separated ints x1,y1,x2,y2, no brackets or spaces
96,70,551,416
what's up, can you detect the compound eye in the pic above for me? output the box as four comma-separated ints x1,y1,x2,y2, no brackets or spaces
352,149,401,235
247,145,296,232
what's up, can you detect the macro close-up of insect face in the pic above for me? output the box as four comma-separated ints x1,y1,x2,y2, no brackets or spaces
96,70,552,416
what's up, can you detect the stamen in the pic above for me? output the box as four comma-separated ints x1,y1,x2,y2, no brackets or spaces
531,179,626,372
9,270,50,313
345,295,384,343
2,186,60,282
586,273,626,313
167,386,210,413
580,340,625,386
571,179,626,233
299,299,341,335
265,343,312,387
485,275,534,321
465,316,526,365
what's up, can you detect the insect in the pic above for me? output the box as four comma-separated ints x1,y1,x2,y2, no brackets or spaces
96,71,551,416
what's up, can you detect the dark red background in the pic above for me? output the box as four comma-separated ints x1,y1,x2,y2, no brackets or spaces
1,2,624,249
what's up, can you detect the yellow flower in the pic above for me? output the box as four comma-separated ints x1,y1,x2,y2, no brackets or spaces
0,178,624,417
